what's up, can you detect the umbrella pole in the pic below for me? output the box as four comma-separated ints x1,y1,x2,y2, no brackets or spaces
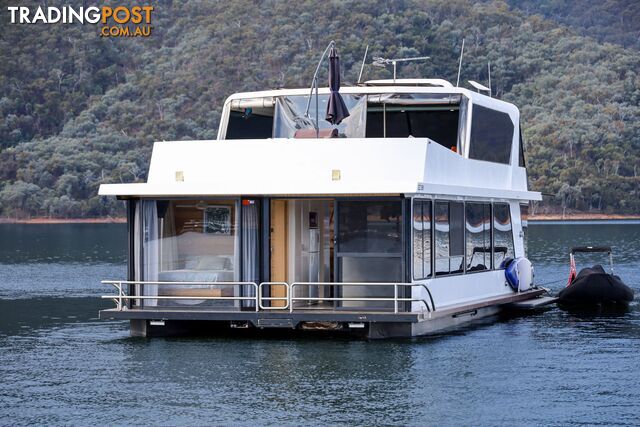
304,40,336,128
315,76,319,138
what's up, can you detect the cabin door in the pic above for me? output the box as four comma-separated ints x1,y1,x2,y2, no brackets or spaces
269,200,288,307
334,199,404,309
269,199,334,308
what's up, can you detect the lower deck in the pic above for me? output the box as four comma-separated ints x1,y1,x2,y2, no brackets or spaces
103,194,535,338
100,286,546,338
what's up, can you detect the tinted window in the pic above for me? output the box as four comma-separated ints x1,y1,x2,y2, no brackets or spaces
519,127,526,167
366,107,459,150
465,203,491,272
338,201,402,253
520,203,528,257
226,111,273,139
469,105,514,164
435,201,464,275
412,199,432,280
337,200,403,309
493,203,514,268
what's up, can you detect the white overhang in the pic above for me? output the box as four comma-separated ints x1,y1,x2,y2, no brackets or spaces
98,138,541,201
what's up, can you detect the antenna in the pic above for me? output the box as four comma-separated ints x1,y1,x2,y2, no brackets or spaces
357,44,369,84
372,55,430,83
456,38,465,87
468,80,491,93
487,61,492,97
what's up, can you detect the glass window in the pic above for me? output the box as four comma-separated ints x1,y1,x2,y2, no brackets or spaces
413,199,432,280
366,107,459,150
273,94,366,138
465,203,491,272
140,199,241,308
519,127,526,167
435,201,464,275
493,203,514,268
338,201,402,254
226,110,274,139
337,200,403,310
520,203,528,258
469,105,514,164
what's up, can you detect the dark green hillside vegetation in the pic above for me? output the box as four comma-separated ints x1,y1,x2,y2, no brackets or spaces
508,0,640,50
0,0,638,218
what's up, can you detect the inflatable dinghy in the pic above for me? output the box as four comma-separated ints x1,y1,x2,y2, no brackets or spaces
559,246,634,306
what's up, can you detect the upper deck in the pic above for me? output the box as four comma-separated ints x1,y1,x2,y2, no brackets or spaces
99,80,540,201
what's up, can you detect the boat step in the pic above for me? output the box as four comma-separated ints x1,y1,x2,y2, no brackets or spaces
257,318,294,329
505,296,559,310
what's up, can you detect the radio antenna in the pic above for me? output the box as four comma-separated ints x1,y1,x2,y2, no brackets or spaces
372,55,430,83
456,38,465,87
357,44,369,84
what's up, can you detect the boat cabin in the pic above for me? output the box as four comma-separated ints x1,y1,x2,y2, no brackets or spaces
99,79,543,338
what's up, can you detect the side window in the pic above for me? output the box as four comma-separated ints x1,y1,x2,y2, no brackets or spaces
493,203,514,268
412,199,432,280
519,127,526,167
520,203,528,257
466,203,491,272
226,110,274,139
469,105,514,164
435,201,464,276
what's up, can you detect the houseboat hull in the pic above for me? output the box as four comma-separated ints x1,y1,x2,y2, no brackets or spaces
100,288,545,338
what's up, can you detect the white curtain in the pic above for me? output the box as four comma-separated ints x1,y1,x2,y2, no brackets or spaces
133,200,141,307
160,203,178,271
242,201,259,308
143,200,159,306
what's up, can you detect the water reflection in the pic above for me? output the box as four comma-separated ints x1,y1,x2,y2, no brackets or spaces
0,223,126,264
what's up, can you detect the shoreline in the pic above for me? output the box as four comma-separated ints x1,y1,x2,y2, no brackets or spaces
0,217,126,224
527,213,640,222
1,213,639,224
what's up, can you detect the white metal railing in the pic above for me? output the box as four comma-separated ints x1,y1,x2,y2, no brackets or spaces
101,280,259,311
258,282,290,310
289,282,434,314
101,280,435,314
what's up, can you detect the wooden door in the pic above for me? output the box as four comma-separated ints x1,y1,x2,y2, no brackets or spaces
270,200,288,307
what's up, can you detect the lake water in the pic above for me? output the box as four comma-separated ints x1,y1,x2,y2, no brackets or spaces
0,223,638,425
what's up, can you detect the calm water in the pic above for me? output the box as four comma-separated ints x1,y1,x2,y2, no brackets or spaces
0,223,638,425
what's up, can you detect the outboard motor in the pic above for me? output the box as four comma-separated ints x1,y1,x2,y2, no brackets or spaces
504,257,534,292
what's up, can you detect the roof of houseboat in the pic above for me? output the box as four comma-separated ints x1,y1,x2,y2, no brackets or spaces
98,80,541,201
220,81,517,113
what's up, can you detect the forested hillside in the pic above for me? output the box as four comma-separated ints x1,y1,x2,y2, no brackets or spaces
1,0,639,218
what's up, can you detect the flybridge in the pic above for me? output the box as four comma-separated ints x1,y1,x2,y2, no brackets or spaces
6,5,153,24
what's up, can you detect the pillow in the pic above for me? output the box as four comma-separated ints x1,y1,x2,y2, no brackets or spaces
196,255,227,270
183,256,199,270
223,255,234,270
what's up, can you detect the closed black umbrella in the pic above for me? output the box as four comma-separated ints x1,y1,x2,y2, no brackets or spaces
326,46,350,125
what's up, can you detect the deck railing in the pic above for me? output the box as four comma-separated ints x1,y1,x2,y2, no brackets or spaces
101,280,260,311
289,282,434,313
101,280,435,314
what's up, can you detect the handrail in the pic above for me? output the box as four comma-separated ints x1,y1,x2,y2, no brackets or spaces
101,280,435,316
289,282,434,314
101,280,259,312
258,282,290,310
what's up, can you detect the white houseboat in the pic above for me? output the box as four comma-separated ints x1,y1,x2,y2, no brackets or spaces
99,77,545,338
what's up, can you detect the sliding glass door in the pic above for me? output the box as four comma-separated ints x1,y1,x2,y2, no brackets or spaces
335,199,404,309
